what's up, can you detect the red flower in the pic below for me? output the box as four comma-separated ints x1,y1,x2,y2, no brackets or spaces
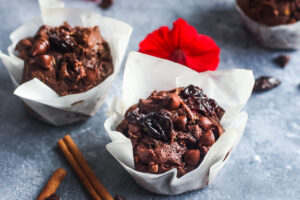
139,18,220,72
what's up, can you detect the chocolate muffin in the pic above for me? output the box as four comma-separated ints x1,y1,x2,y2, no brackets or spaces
117,85,225,177
15,22,113,96
238,0,300,26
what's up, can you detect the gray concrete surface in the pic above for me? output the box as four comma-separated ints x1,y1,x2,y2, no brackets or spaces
0,0,299,199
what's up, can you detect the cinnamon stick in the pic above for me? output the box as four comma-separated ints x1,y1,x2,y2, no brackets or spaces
57,139,102,200
63,134,114,200
37,168,66,200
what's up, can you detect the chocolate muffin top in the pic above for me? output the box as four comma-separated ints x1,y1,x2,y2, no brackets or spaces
238,0,300,26
117,85,225,177
15,22,113,96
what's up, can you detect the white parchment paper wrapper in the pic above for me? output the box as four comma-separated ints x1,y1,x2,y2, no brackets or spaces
0,0,132,125
104,52,254,195
236,0,300,50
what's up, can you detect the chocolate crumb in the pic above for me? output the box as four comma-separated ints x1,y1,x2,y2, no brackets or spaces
115,195,126,200
273,55,290,68
253,76,281,92
99,0,113,9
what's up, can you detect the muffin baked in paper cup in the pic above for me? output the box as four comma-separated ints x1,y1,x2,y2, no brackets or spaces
104,52,254,195
236,0,300,49
0,0,132,125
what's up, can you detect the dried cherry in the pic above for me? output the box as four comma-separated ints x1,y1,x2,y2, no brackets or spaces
180,85,215,116
49,33,74,52
142,112,173,142
253,76,281,92
126,110,144,124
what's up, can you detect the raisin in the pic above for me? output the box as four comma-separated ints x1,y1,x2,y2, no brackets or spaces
180,85,205,98
49,33,74,52
126,110,144,124
180,85,215,116
142,112,173,142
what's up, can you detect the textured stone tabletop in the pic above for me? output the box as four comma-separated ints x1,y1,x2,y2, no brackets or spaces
0,0,299,199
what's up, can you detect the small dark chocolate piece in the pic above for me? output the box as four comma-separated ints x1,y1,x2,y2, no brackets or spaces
115,195,126,200
31,37,49,56
184,150,201,166
99,0,113,9
34,54,53,70
253,76,281,92
273,55,290,68
117,85,224,177
44,194,61,200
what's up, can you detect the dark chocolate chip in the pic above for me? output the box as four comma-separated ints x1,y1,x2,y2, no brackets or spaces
15,38,32,52
162,93,181,110
174,115,187,130
199,116,213,131
99,0,113,9
198,130,215,146
31,37,49,56
213,124,224,140
184,150,201,166
200,146,209,156
273,55,290,68
35,54,53,70
191,125,202,140
253,76,281,92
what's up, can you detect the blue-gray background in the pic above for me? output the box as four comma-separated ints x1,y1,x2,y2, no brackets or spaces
0,0,299,199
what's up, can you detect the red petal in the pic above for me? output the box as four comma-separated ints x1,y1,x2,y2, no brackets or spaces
139,18,220,72
184,35,220,72
139,26,173,59
170,18,199,48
